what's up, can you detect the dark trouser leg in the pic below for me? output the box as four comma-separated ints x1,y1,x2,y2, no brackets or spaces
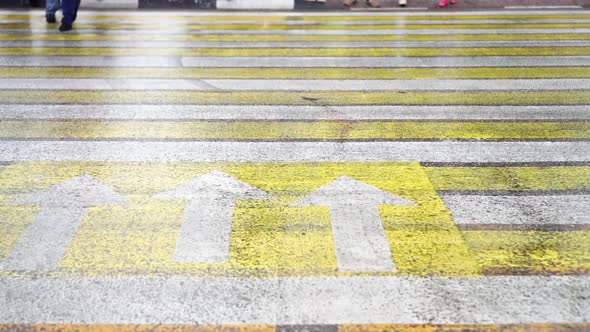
61,0,81,25
46,0,61,18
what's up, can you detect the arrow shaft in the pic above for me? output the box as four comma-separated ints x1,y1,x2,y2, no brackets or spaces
329,205,395,272
3,206,86,271
173,197,235,263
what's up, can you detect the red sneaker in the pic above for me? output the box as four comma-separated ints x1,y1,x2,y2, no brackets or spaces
439,0,448,7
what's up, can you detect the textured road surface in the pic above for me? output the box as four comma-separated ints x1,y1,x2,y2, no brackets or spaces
0,8,589,332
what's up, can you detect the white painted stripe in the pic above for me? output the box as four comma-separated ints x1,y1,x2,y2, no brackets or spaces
0,9,588,16
3,40,590,48
2,78,589,91
3,28,590,35
2,55,589,68
505,6,583,9
2,105,588,121
0,141,587,163
0,276,587,324
441,195,590,226
4,19,590,25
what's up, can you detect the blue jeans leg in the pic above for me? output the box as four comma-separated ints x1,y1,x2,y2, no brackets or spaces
46,0,61,17
61,0,81,25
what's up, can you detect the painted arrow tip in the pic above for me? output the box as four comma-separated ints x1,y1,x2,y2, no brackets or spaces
291,176,416,207
12,174,127,208
154,170,274,199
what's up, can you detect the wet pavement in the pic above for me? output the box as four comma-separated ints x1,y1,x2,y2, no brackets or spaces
0,8,589,331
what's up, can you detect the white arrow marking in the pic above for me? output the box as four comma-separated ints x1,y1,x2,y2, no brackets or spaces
155,170,273,263
2,175,126,272
291,176,416,272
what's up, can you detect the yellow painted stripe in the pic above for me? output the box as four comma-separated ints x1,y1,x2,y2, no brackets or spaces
464,230,590,276
2,47,589,57
3,67,590,79
0,121,587,140
1,33,589,42
3,13,590,21
1,324,588,332
4,22,590,30
1,90,590,105
426,166,590,191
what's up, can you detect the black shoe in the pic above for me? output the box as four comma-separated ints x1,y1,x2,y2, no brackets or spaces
59,23,73,32
46,15,56,23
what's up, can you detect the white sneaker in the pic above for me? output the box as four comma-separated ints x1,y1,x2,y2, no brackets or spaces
399,0,407,6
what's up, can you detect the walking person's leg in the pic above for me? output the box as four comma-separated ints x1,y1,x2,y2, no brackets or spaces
60,0,81,32
46,0,60,23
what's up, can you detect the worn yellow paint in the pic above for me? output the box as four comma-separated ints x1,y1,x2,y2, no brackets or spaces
464,231,590,275
2,91,590,105
1,33,589,42
426,166,590,191
4,67,590,79
3,13,590,21
0,161,477,277
2,46,590,56
0,120,587,140
4,22,590,30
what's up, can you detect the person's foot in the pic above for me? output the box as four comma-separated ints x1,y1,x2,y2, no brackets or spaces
46,15,56,23
438,0,448,7
450,0,456,4
399,0,407,6
342,0,357,7
366,0,380,7
59,23,73,32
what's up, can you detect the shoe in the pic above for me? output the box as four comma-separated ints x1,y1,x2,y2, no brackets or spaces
450,0,456,3
399,0,407,6
366,0,380,7
59,23,73,32
342,0,357,7
46,15,56,23
438,0,448,7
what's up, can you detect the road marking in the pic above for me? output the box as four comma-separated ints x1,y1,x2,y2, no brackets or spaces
6,56,590,68
440,194,590,230
1,175,126,271
6,23,590,31
155,171,273,263
0,141,587,163
2,33,590,42
5,29,590,35
2,46,590,56
0,276,588,323
0,162,476,277
292,176,415,272
3,78,590,92
1,90,589,105
425,166,590,191
4,66,590,79
1,105,589,121
0,120,586,141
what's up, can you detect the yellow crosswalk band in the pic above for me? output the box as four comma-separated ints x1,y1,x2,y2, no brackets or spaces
4,22,590,30
0,120,587,140
1,33,590,42
2,46,590,56
1,90,590,105
3,67,590,79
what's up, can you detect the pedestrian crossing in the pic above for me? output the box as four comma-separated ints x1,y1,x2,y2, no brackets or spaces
0,8,589,328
